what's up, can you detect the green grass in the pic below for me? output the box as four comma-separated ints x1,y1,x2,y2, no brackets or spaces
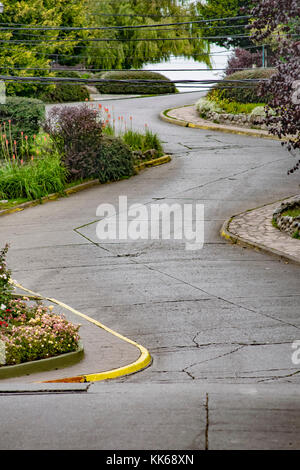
212,98,266,115
282,207,300,218
102,125,164,158
0,152,66,200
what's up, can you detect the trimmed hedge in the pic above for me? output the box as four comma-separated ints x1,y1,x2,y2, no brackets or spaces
40,71,89,103
208,68,276,104
0,96,45,143
95,70,176,95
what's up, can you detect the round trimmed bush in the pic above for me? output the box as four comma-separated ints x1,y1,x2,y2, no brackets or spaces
40,71,90,103
208,68,276,104
95,70,176,95
0,96,45,143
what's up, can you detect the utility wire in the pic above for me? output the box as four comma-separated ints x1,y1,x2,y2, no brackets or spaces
0,75,266,84
0,15,252,31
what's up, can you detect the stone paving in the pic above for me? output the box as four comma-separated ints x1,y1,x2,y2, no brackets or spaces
228,196,300,264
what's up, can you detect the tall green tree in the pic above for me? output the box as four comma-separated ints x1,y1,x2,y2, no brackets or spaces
84,0,211,69
191,0,253,49
0,0,87,95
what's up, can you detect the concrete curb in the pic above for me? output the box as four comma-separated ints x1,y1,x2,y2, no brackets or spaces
0,341,84,380
221,208,300,266
160,106,282,141
0,155,171,218
10,280,152,383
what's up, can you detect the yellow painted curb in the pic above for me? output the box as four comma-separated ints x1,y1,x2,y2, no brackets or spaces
160,107,283,141
9,280,152,383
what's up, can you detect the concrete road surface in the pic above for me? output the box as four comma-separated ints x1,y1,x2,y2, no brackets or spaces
0,92,300,450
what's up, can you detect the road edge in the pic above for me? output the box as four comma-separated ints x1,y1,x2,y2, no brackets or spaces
160,106,281,140
9,280,152,384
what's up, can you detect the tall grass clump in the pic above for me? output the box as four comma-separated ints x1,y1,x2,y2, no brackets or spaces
0,151,66,200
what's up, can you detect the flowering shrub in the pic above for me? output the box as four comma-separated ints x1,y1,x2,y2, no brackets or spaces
196,97,222,118
0,244,13,311
0,299,80,365
0,245,80,366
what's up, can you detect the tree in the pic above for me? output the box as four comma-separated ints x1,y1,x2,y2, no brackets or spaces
250,0,300,173
84,0,211,70
190,0,253,49
0,0,87,96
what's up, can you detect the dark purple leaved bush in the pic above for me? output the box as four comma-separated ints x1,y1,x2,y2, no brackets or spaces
225,48,276,77
44,105,103,181
249,0,300,174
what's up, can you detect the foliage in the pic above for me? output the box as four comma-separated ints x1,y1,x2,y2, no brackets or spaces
97,135,134,184
0,245,13,311
214,99,265,114
250,0,300,173
44,104,103,181
196,97,222,117
0,151,67,200
0,298,80,365
250,105,275,118
122,128,163,155
225,48,263,76
196,96,265,118
0,97,45,149
207,68,276,104
84,0,211,70
190,0,253,49
96,70,176,95
0,0,88,97
39,71,90,103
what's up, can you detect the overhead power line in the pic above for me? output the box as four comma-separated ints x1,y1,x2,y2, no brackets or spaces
0,75,267,84
0,15,252,31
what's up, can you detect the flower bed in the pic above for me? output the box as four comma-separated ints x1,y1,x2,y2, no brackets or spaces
0,103,164,207
0,245,81,368
195,97,269,129
272,198,300,239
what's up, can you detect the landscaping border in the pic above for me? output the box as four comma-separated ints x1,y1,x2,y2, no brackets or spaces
0,341,84,380
0,155,171,218
9,280,152,383
160,105,282,141
221,197,300,265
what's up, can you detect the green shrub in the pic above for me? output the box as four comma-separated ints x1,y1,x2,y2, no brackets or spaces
0,298,80,365
40,71,90,103
0,244,13,309
0,151,66,200
97,135,134,183
218,100,266,114
0,97,45,146
44,104,103,182
208,68,276,104
95,70,176,95
250,105,276,118
196,97,223,118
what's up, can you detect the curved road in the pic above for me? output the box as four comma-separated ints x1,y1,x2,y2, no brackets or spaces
1,93,300,450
